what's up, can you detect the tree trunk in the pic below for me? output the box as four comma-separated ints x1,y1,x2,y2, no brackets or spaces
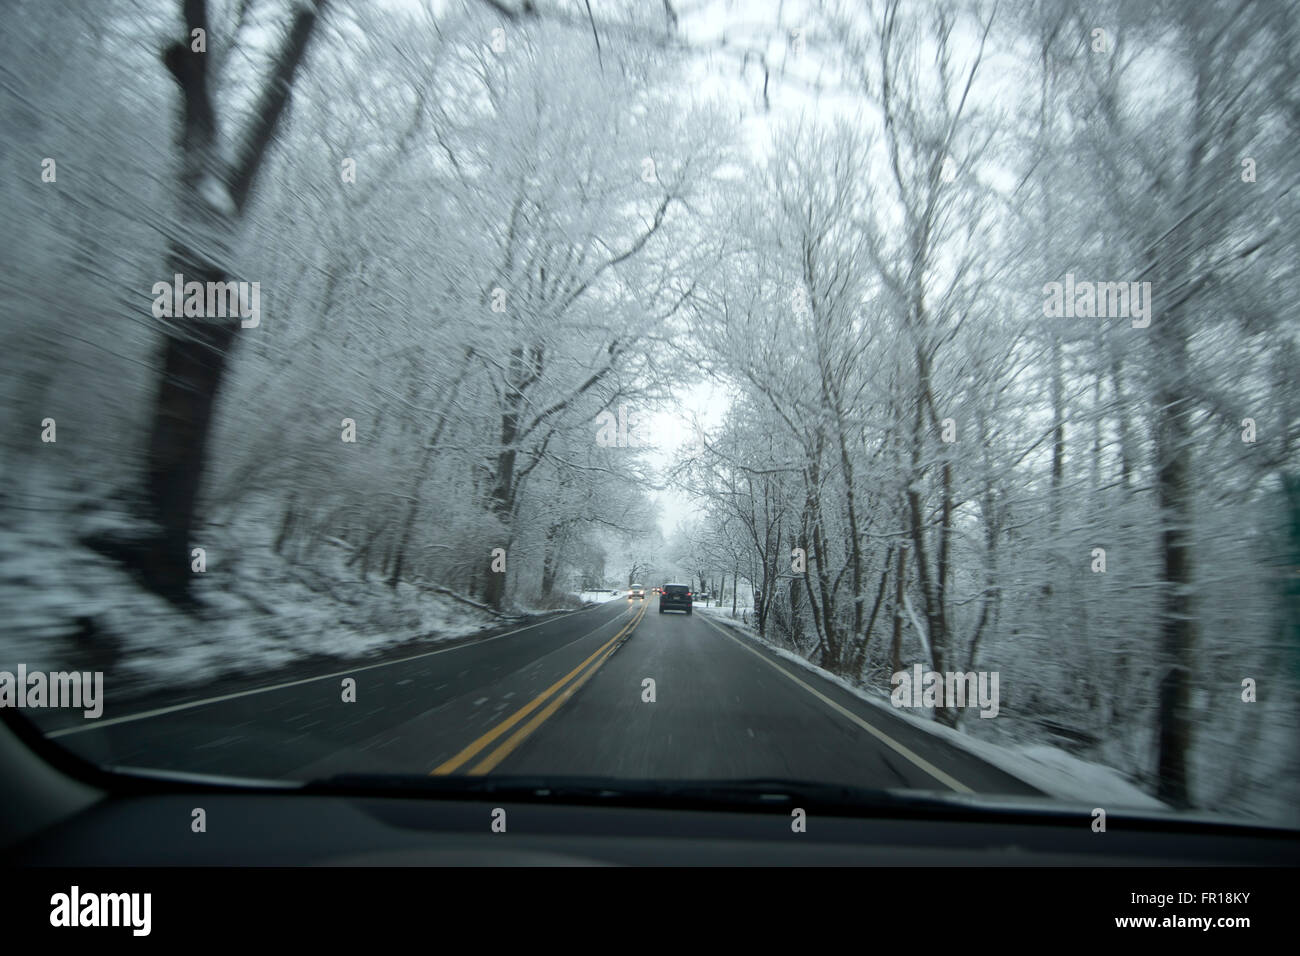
90,0,327,603
890,543,908,678
483,346,530,609
389,353,471,589
540,524,562,597
850,543,893,677
1152,281,1198,805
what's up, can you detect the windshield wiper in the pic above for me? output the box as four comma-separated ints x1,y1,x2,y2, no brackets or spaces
295,773,1300,834
96,766,1300,834
301,772,990,816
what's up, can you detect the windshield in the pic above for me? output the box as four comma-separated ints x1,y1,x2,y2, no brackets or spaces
1,0,1297,831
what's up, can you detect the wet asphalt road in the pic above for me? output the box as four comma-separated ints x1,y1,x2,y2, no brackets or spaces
33,597,1037,796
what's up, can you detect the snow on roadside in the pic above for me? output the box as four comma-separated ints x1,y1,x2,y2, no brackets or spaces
695,604,1166,811
508,589,619,617
0,496,502,699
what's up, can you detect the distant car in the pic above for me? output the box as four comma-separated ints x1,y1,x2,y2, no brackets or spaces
629,584,646,600
659,583,692,614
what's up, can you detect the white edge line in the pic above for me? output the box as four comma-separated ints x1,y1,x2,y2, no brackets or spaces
697,614,973,794
46,603,620,739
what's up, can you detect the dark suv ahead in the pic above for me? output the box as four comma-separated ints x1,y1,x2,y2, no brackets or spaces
659,583,693,614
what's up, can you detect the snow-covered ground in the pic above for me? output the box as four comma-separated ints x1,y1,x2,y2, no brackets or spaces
0,496,518,699
694,604,1167,812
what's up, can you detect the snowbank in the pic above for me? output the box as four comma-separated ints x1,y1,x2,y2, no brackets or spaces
695,604,1165,811
0,497,503,700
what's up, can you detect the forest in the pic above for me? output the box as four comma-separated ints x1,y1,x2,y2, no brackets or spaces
1,0,1297,823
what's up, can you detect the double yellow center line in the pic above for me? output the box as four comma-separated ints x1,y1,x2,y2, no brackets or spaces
430,601,647,776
